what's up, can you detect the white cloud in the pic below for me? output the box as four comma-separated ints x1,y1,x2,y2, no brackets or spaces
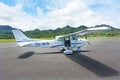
43,0,108,28
0,0,120,31
83,0,120,28
0,2,44,31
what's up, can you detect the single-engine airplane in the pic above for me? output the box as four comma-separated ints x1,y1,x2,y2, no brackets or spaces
12,26,111,54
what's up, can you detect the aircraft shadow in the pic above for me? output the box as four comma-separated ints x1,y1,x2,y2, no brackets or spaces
65,52,119,77
17,51,62,59
17,51,119,77
18,51,34,59
35,52,62,55
17,50,89,59
35,50,90,55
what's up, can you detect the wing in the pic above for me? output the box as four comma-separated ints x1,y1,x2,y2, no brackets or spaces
58,26,111,38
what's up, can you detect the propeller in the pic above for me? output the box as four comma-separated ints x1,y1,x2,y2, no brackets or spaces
84,35,91,45
87,41,91,45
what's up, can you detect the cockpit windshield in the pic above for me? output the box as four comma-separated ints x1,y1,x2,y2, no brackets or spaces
55,36,64,42
55,35,78,42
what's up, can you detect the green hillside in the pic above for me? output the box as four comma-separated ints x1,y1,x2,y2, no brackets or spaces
0,24,120,39
0,25,16,39
85,24,120,37
25,25,120,39
25,25,87,38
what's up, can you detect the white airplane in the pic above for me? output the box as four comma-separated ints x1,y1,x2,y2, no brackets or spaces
12,26,111,54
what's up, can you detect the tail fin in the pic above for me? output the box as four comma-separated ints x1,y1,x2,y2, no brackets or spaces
12,30,31,42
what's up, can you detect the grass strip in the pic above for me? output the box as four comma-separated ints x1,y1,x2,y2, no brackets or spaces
0,36,120,43
0,39,16,43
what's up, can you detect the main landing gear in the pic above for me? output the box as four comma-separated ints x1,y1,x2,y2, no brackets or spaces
61,47,73,55
60,47,82,54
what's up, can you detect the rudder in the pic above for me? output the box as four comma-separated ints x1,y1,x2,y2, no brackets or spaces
12,30,30,42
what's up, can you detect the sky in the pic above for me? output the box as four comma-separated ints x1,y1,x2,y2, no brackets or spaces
0,0,120,31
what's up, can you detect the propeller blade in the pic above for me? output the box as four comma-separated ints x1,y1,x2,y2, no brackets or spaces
87,41,91,45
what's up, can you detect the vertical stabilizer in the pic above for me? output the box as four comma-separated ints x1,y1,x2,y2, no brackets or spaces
12,30,31,42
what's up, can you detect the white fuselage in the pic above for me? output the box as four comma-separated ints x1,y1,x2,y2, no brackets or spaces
12,26,111,54
17,38,87,49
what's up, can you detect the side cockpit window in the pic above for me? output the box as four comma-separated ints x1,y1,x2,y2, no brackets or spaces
71,35,78,40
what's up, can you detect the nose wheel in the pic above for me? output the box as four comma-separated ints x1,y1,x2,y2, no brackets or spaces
63,47,73,55
76,47,82,52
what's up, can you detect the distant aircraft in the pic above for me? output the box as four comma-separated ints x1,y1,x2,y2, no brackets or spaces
12,27,111,54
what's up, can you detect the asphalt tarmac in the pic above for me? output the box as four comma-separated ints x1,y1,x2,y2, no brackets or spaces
0,40,120,80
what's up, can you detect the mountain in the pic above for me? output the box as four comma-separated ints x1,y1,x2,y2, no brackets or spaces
25,25,88,38
0,24,120,39
0,25,17,39
86,24,120,37
77,25,88,30
23,24,120,38
0,25,16,34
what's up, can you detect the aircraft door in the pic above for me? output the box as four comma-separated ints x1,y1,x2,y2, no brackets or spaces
64,36,71,47
70,35,78,47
